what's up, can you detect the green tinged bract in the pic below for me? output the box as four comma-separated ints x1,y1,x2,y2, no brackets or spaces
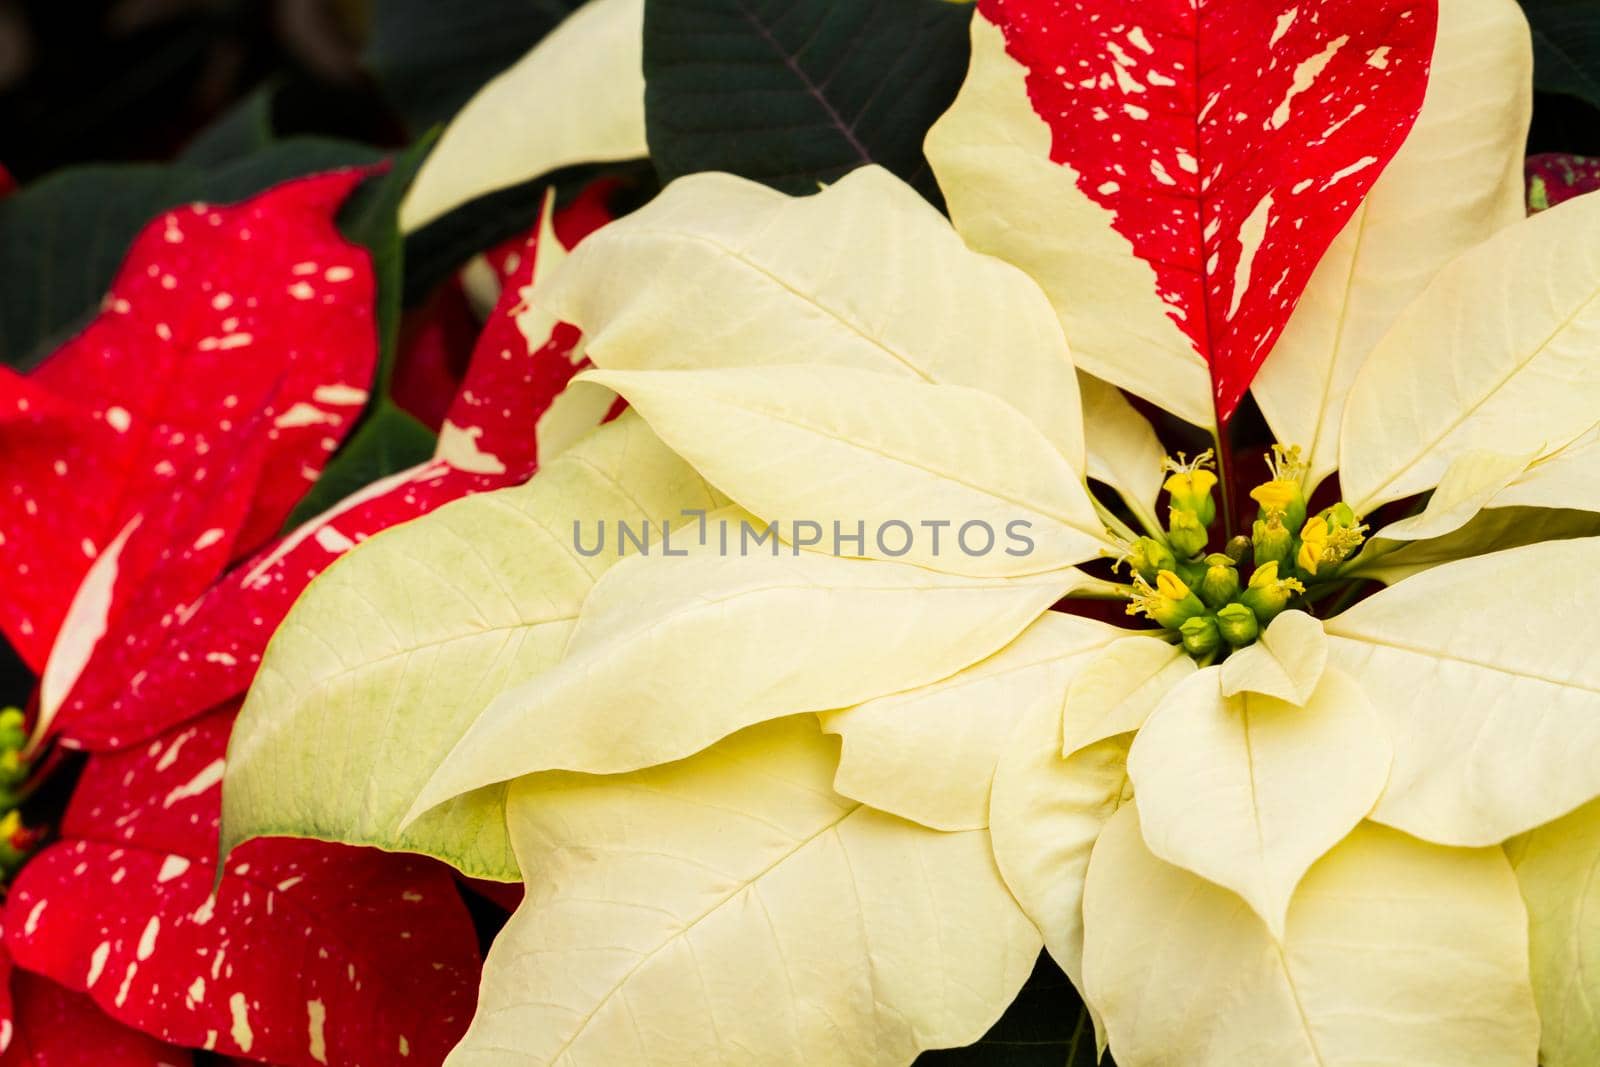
226,0,1600,1064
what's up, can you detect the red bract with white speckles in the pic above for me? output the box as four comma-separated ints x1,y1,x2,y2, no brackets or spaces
51,189,616,752
0,971,193,1066
931,0,1435,426
6,703,481,1066
0,171,376,674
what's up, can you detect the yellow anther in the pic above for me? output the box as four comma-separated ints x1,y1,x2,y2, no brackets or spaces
1161,449,1216,480
1156,571,1190,600
1264,443,1307,484
1248,560,1302,593
1240,561,1305,622
1249,480,1297,516
1298,512,1366,576
0,810,21,839
1162,450,1218,528
1129,570,1205,629
1163,467,1218,500
1298,516,1329,574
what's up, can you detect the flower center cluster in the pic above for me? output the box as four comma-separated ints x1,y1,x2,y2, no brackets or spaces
0,708,41,878
1121,446,1367,662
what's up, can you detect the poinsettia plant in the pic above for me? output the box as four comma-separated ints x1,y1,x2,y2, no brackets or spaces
12,0,1600,1063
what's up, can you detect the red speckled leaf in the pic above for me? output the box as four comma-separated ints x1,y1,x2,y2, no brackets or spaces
0,172,376,672
53,188,618,752
0,972,192,1067
932,0,1436,424
6,703,480,1066
1527,152,1600,213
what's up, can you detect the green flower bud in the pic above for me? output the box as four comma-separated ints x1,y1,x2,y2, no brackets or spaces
1216,603,1260,647
1198,554,1241,609
1325,501,1358,529
1239,561,1304,623
1128,571,1208,630
1167,509,1209,558
1125,536,1177,582
1180,615,1221,658
1224,535,1252,566
0,708,24,753
1252,513,1293,569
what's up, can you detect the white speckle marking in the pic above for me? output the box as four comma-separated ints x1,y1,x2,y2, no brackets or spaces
1323,155,1379,187
1228,193,1275,320
158,855,192,882
312,384,368,406
229,993,254,1053
163,759,225,808
137,917,161,960
1269,7,1298,48
308,1000,329,1064
88,942,111,986
274,402,337,429
1270,35,1348,130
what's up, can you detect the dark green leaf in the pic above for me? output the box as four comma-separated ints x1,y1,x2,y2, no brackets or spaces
180,82,280,167
916,953,1109,1067
0,165,177,369
400,159,657,307
195,138,383,204
1520,0,1600,109
643,0,972,202
363,0,581,133
336,132,440,398
0,138,381,370
281,401,438,530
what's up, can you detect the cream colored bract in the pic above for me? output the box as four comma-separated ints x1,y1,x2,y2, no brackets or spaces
225,0,1600,1064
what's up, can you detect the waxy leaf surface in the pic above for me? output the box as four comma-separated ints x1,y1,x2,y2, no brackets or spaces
587,364,1109,576
1340,191,1600,514
536,165,1086,467
448,716,1040,1066
225,414,718,880
1084,808,1537,1067
1253,0,1531,490
1510,796,1600,1067
55,191,608,753
0,973,193,1067
0,172,375,679
399,0,647,231
7,704,481,1066
1127,667,1390,939
1325,537,1600,845
412,552,1076,814
927,0,1435,424
989,693,1132,1046
822,612,1122,831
